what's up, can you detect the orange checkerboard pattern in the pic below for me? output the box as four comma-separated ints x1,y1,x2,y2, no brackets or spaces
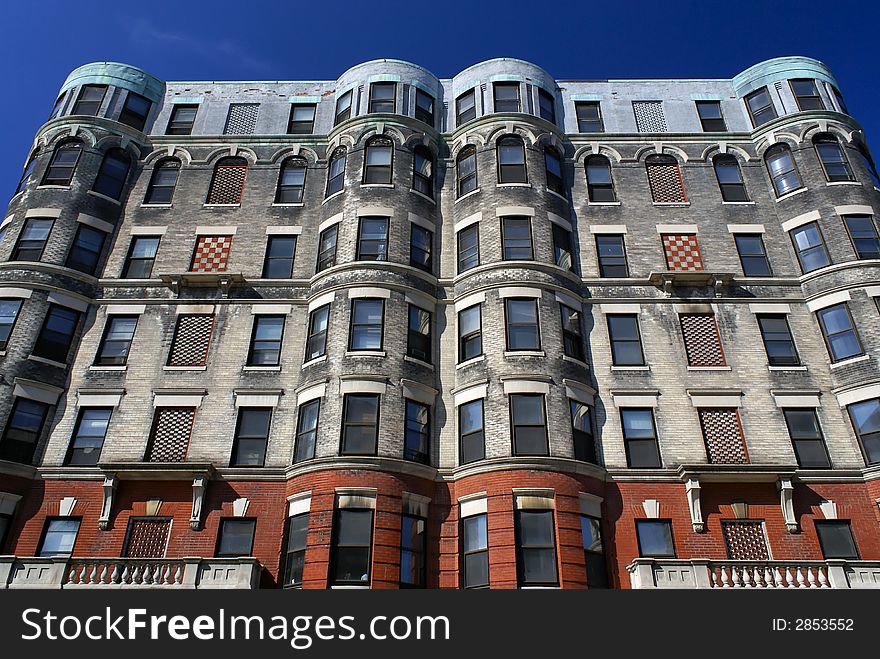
191,235,232,272
661,234,704,271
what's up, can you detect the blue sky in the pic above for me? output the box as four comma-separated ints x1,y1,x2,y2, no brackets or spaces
1,0,876,202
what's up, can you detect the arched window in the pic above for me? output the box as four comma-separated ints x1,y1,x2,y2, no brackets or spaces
363,137,393,184
14,155,37,195
765,144,802,197
275,157,307,203
585,155,615,202
497,135,527,184
813,134,854,182
412,145,434,198
713,154,749,202
544,146,564,196
457,146,477,197
41,141,82,186
646,154,686,203
206,156,248,205
93,148,131,200
144,158,181,205
325,147,347,197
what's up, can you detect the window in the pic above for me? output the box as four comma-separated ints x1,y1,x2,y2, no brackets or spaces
293,400,320,463
552,224,574,272
497,136,527,183
790,79,825,111
407,305,432,364
505,298,540,351
65,224,106,274
0,398,50,464
349,298,384,351
356,217,388,261
607,314,644,366
621,408,661,468
633,101,667,132
409,224,432,272
92,149,131,200
404,400,430,464
72,84,106,115
119,92,151,131
412,145,434,198
544,147,564,195
145,408,194,462
231,408,272,467
38,518,80,557
41,142,82,186
458,304,482,362
262,236,296,278
122,236,160,278
457,146,477,196
369,82,396,114
831,86,848,113
575,102,603,132
305,304,330,362
814,135,854,182
790,222,830,272
284,513,310,586
596,234,628,277
49,93,66,120
816,303,862,362
456,89,476,125
462,513,488,588
679,313,726,367
95,315,138,366
459,399,485,464
815,521,859,559
223,104,260,135
400,513,427,588
33,304,80,363
848,398,880,465
510,394,548,456
734,234,772,276
415,89,434,126
12,217,53,261
646,155,687,203
287,104,316,134
585,155,616,202
247,315,285,366
14,156,37,195
571,400,596,463
501,216,533,260
696,100,726,132
765,144,802,197
493,82,520,112
316,225,338,272
275,157,307,203
581,515,608,587
65,407,111,466
166,104,198,135
516,509,558,587
856,144,880,189
783,409,830,468
144,159,180,204
745,87,777,127
341,393,380,455
757,315,800,366
536,88,556,123
561,304,585,362
331,508,374,586
699,408,748,464
206,157,248,204
167,314,214,367
843,215,880,260
363,137,393,184
457,224,479,272
190,235,232,273
0,513,9,551
326,147,347,196
334,90,353,125
216,519,256,557
0,299,23,350
635,520,675,557
714,155,749,201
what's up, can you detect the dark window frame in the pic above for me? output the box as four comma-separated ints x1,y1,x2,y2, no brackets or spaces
765,144,803,197
842,214,880,260
92,148,131,200
355,216,389,261
560,303,585,362
65,405,111,467
585,155,616,202
94,315,138,366
340,393,381,456
790,79,825,111
0,299,23,351
118,92,151,131
504,297,541,352
330,508,374,586
459,399,485,465
275,157,307,204
790,221,831,273
33,304,80,364
12,217,54,261
406,304,432,364
216,518,256,558
404,399,430,465
121,235,160,278
72,84,107,116
544,146,564,196
334,90,353,126
695,100,727,132
847,398,880,466
515,508,559,587
538,89,556,123
246,314,285,367
293,399,320,464
816,303,863,363
304,304,330,362
400,512,427,588
414,89,435,126
348,298,385,352
575,101,604,132
745,87,777,127
315,224,338,272
457,224,480,273
0,397,51,465
325,148,347,197
144,159,180,205
37,517,81,557
230,408,272,467
287,104,316,135
283,512,310,587
570,400,597,464
368,82,396,114
635,519,676,558
165,104,198,136
756,314,800,366
409,223,433,272
814,134,854,182
734,233,772,277
362,138,394,185
501,216,534,260
457,145,477,197
456,89,477,126
497,135,528,184
458,304,482,363
607,314,645,366
509,393,549,456
621,408,662,469
783,408,831,469
815,521,860,560
714,154,750,202
262,235,297,279
596,234,628,277
412,145,434,198
461,512,489,589
493,82,520,113
65,224,106,275
41,142,82,187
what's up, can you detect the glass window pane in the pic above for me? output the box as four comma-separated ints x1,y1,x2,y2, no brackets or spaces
637,521,674,557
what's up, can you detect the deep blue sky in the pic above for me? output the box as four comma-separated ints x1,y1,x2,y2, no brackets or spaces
1,0,877,203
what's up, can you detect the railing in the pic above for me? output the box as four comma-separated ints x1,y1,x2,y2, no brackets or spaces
0,556,261,589
627,558,880,589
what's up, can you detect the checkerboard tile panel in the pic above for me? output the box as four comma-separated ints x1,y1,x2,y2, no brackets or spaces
662,234,704,271
223,103,260,135
699,408,748,464
145,407,195,461
722,521,770,560
206,164,247,204
124,519,172,558
633,101,668,132
191,235,232,272
648,163,687,202
679,313,725,366
167,315,214,366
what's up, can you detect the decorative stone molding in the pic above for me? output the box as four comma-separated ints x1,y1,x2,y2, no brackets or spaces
98,477,117,530
190,476,207,530
778,478,798,533
232,497,250,517
642,499,660,519
59,497,77,517
685,478,704,532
